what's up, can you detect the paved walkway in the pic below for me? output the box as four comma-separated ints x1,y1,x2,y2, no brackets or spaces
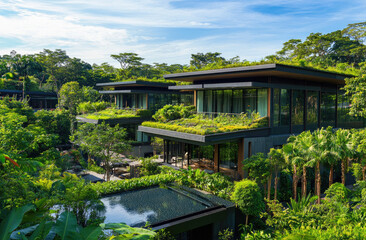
83,170,121,181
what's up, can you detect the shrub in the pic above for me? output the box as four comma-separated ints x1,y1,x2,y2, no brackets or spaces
232,179,265,225
325,182,350,203
153,104,195,122
77,101,111,114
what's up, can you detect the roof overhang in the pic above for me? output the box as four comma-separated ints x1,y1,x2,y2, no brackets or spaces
96,80,173,88
164,64,351,85
138,126,270,145
169,81,336,92
99,89,177,94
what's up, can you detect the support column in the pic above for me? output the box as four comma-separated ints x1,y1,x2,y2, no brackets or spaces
193,90,197,107
237,138,245,179
163,140,166,162
214,144,219,173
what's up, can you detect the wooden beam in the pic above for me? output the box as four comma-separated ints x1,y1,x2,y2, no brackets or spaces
193,90,197,107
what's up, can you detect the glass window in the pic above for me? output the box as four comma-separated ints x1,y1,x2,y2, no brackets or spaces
280,89,290,126
321,92,336,127
257,89,268,117
232,90,243,113
244,89,257,114
273,89,280,127
223,90,232,113
197,91,204,112
219,142,238,170
215,90,224,113
306,91,318,129
292,90,304,126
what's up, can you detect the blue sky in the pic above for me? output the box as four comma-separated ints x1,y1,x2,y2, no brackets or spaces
0,0,365,66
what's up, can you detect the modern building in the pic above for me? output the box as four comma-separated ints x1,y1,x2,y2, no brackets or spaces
81,80,193,157
138,63,362,178
0,89,58,109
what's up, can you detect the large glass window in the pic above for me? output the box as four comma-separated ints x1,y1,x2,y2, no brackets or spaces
321,92,336,127
306,91,319,129
257,89,268,117
232,90,243,113
337,91,363,128
215,90,224,112
292,90,305,128
223,90,232,113
219,142,238,170
273,88,290,128
244,89,257,114
197,91,204,112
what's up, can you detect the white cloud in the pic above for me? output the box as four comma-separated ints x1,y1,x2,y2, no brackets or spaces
0,0,365,66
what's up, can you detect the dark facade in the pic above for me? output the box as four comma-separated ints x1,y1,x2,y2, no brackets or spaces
139,64,361,178
0,89,58,109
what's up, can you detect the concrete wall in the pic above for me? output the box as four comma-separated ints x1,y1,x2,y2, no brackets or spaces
243,134,291,159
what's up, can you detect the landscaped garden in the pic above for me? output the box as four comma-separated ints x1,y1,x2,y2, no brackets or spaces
141,105,269,135
79,108,152,120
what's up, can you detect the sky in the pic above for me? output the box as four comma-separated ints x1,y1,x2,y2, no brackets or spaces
0,0,365,67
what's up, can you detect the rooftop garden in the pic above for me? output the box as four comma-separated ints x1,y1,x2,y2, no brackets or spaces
141,104,268,135
77,101,152,120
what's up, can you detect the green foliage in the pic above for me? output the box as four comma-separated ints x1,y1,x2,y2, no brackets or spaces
78,101,111,114
0,204,35,240
71,122,130,181
91,173,175,196
144,112,268,135
218,228,234,240
34,109,71,145
325,183,351,202
80,108,152,120
101,223,156,239
152,104,195,122
232,180,265,217
140,158,161,176
151,229,175,240
243,153,271,185
173,168,234,199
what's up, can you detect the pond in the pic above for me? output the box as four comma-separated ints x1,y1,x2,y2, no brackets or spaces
100,186,214,227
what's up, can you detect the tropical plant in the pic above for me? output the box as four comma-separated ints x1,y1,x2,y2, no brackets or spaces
71,122,130,181
231,179,265,225
268,148,286,200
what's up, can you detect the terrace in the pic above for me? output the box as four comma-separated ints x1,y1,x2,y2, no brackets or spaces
139,107,270,178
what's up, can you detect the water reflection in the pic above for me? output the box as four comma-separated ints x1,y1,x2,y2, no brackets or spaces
101,187,209,227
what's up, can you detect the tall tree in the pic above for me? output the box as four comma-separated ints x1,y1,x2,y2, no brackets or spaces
190,52,226,69
268,148,286,200
71,122,130,181
111,53,144,70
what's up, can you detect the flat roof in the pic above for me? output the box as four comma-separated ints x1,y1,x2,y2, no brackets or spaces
0,89,57,96
96,80,174,88
164,64,352,85
138,126,270,145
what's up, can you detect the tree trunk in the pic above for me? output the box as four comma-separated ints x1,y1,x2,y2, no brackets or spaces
329,164,334,187
341,160,346,185
245,215,249,225
316,161,321,204
293,165,298,201
274,172,279,200
267,175,272,200
302,166,307,198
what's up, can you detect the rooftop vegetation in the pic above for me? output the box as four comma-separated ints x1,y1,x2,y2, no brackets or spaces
79,107,152,120
110,76,190,85
141,104,268,135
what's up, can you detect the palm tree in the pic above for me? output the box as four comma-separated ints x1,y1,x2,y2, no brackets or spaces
268,148,286,200
352,129,366,180
282,136,306,201
335,129,353,185
307,128,331,204
294,131,314,198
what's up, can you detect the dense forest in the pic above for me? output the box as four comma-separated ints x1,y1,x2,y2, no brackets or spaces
1,22,366,239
